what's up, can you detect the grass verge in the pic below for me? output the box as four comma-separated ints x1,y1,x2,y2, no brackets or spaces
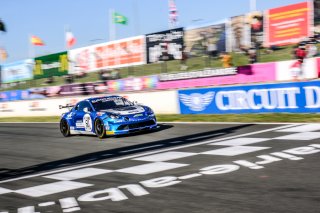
0,114,319,123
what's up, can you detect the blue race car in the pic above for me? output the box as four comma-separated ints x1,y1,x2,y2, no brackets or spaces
59,95,157,139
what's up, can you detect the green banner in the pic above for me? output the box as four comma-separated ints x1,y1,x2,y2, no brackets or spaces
33,51,68,79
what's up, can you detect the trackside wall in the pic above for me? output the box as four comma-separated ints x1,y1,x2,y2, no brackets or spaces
0,90,179,117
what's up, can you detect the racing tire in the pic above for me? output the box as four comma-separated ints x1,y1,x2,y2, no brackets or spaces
60,119,70,137
95,119,106,139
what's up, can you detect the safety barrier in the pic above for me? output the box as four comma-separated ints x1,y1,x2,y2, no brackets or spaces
0,90,179,117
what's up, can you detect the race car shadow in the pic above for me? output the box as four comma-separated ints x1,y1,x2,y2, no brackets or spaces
0,124,253,181
77,124,173,138
114,123,173,137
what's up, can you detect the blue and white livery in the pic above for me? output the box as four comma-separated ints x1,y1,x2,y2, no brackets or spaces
59,95,157,139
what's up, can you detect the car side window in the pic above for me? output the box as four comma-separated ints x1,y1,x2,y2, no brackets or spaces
78,101,92,112
75,103,80,111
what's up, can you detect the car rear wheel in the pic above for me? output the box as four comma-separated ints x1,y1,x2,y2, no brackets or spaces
95,119,106,139
60,119,70,137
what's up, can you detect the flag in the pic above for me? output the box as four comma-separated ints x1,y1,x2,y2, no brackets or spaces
31,35,45,46
113,12,128,25
0,19,6,32
168,0,178,28
0,48,8,61
66,31,76,48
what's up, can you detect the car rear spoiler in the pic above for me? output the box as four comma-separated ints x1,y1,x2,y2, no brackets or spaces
59,104,74,110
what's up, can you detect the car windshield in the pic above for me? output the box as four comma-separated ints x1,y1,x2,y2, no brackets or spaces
91,97,133,111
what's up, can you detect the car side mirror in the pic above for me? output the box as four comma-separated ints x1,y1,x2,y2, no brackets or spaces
83,107,89,113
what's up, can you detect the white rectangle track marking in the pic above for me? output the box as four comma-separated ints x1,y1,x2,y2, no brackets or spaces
15,181,92,197
0,124,299,183
43,168,113,181
0,187,13,195
116,162,189,175
210,138,271,146
133,151,198,162
274,132,320,140
276,124,320,132
201,146,270,156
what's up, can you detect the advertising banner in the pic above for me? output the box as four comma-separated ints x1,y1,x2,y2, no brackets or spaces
159,67,237,81
265,2,312,47
1,59,34,83
179,81,320,114
108,76,158,92
33,52,69,79
59,82,108,96
146,28,184,63
68,36,146,74
315,0,320,32
276,58,318,81
27,81,109,99
157,62,276,90
229,15,250,51
317,57,320,78
184,22,226,56
0,90,29,102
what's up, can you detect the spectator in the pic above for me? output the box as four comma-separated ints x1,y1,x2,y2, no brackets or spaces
239,45,249,55
248,47,257,64
64,74,74,84
180,46,188,70
111,69,120,79
220,52,232,68
290,59,303,81
43,76,54,85
207,42,218,59
75,71,87,79
270,45,280,51
306,44,317,58
292,45,299,59
294,46,307,61
99,69,110,81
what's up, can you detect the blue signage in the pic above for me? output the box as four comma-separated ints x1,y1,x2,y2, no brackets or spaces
0,90,30,102
178,81,320,114
1,59,34,83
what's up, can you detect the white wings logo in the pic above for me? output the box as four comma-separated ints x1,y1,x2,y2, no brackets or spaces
180,92,215,111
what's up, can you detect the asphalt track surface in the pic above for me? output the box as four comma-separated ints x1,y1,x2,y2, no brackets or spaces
0,123,319,213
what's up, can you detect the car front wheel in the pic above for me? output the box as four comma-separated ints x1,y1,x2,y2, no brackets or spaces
95,119,106,139
60,119,70,137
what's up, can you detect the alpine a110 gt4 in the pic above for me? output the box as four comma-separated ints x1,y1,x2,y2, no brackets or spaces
59,96,157,138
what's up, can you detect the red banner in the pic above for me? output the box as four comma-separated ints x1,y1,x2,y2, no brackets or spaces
95,37,144,68
265,2,312,47
68,36,146,74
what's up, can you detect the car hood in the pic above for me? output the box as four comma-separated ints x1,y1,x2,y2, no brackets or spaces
100,106,145,115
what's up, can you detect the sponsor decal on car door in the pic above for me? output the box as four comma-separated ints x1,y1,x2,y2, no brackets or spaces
83,114,93,132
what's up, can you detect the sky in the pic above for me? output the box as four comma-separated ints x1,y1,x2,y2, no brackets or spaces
0,0,306,63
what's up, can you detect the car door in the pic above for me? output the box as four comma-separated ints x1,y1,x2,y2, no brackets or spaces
74,101,86,131
74,101,94,132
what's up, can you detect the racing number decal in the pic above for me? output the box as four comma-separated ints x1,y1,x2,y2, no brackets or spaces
83,114,92,132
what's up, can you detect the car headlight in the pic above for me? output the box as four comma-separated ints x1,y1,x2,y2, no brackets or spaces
109,114,120,119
